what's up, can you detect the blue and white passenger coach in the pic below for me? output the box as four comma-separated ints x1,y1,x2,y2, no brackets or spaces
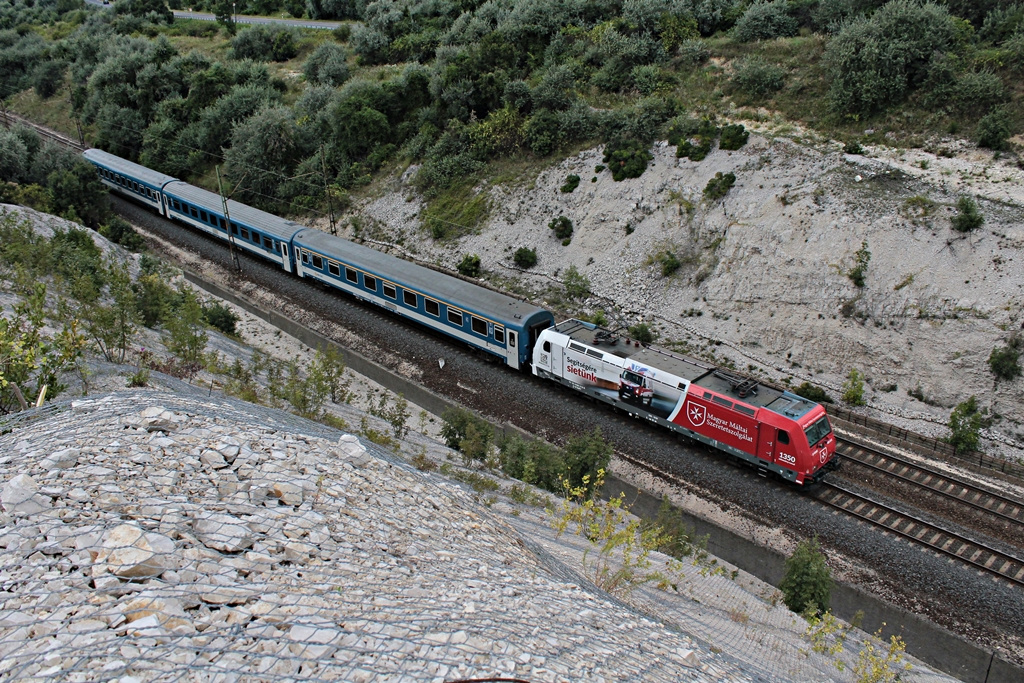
292,229,554,369
83,148,176,215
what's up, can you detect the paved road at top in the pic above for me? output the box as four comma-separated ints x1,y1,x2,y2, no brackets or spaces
82,0,344,30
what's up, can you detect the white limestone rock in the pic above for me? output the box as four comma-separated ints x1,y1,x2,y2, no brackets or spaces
91,524,175,580
1,474,51,515
193,511,254,553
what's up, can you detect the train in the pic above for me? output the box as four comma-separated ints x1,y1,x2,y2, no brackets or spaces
82,148,839,486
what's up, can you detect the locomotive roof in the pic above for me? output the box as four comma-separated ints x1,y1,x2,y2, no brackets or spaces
293,228,551,326
163,181,306,242
84,149,178,189
551,319,817,420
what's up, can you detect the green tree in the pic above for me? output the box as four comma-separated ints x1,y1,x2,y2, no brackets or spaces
562,427,613,494
513,247,537,269
563,265,590,300
0,284,86,414
628,322,655,344
165,287,208,369
303,42,350,87
976,107,1013,150
823,0,958,116
85,258,139,364
549,215,573,240
951,196,983,232
988,344,1021,381
440,406,493,462
842,368,866,406
780,536,833,615
210,0,238,35
733,0,798,42
457,254,481,278
947,396,985,455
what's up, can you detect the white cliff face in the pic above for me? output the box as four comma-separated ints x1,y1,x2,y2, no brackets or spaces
361,134,1024,453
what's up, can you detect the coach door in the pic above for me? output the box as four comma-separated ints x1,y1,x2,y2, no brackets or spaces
281,242,291,273
507,331,519,370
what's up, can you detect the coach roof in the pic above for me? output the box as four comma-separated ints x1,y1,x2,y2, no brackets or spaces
163,181,305,242
84,148,178,189
293,228,549,323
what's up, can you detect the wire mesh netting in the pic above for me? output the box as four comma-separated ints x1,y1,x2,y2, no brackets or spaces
0,390,743,682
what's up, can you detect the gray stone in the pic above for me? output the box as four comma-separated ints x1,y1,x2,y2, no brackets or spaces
1,474,51,515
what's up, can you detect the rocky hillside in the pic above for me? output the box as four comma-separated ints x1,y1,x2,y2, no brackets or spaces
358,130,1024,459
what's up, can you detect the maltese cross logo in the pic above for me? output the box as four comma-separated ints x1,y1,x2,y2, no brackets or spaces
686,402,706,427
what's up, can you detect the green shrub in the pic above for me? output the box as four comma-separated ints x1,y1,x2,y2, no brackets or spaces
847,241,870,288
303,43,350,87
513,247,537,269
628,322,654,345
976,107,1013,150
202,301,240,337
823,0,958,116
703,172,736,200
794,382,833,404
843,140,864,155
676,39,710,66
951,196,983,232
668,116,717,161
731,56,786,99
780,536,832,615
660,251,681,276
563,265,590,300
562,427,613,495
99,217,146,252
602,139,653,181
719,124,749,151
947,396,986,455
841,368,866,406
457,254,481,278
560,174,581,193
988,345,1021,381
499,434,565,492
549,215,573,240
733,0,798,42
32,60,64,99
440,406,493,462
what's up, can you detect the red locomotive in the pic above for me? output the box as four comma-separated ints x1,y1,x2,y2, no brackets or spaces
533,319,839,486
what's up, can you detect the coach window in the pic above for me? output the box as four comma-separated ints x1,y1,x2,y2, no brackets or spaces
495,326,505,344
425,298,440,317
230,222,239,235
403,290,417,307
240,228,250,240
312,254,323,269
778,430,790,445
364,275,378,292
301,251,309,264
263,236,273,250
447,309,463,327
383,283,396,299
328,262,340,277
190,207,199,218
471,316,487,336
200,210,208,222
218,217,226,229
345,267,358,284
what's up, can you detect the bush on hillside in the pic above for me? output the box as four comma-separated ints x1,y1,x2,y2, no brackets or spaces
513,247,537,269
733,0,798,42
780,537,832,615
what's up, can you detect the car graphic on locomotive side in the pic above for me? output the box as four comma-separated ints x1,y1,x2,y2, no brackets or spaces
533,320,838,486
81,148,838,486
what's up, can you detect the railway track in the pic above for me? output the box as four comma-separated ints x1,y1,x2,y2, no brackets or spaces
0,111,85,152
837,435,1024,525
816,481,1024,587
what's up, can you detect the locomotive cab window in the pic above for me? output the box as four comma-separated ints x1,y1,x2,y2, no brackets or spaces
312,254,323,269
345,268,358,284
403,291,417,307
383,283,396,299
328,262,340,277
495,326,505,344
447,309,463,326
471,316,487,336
778,430,790,445
364,275,377,292
425,298,440,317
